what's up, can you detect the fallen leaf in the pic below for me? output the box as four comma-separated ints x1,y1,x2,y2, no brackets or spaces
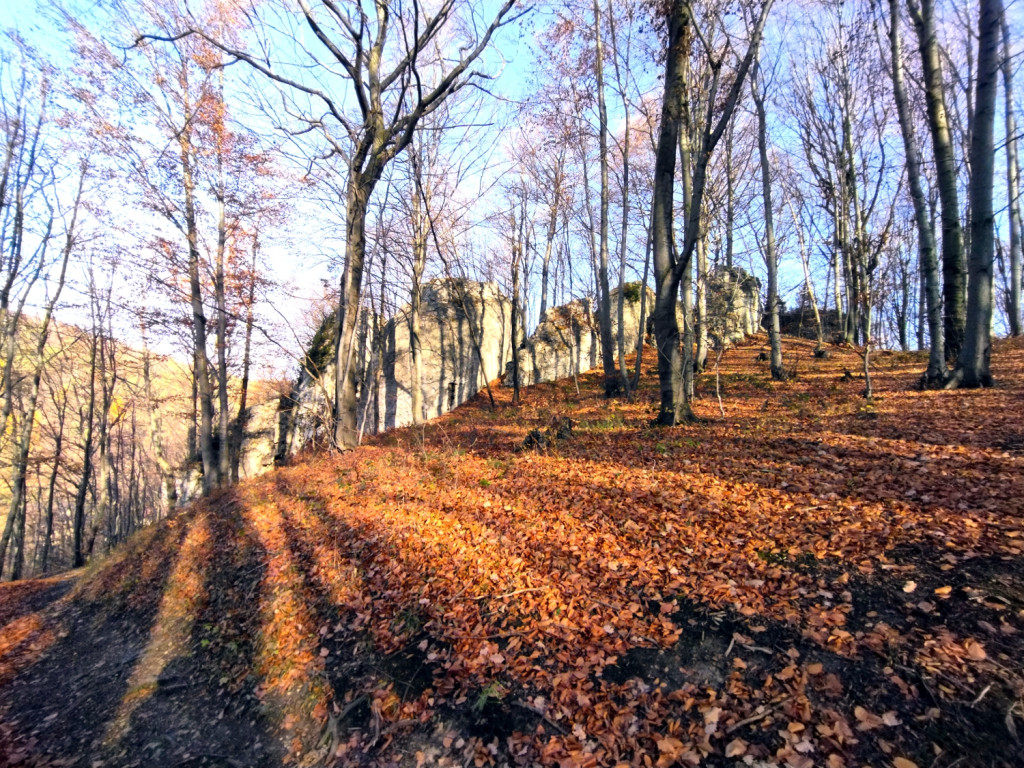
725,738,748,757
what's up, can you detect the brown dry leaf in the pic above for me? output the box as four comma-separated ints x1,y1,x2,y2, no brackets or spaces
724,738,748,758
892,758,919,768
934,586,953,596
807,662,824,675
965,640,987,661
902,580,917,593
854,706,884,731
785,754,814,768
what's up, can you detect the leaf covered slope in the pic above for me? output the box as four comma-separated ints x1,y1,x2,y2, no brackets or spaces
1,336,1023,768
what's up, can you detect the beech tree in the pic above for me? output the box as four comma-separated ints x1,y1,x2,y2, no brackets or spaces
906,0,965,362
650,0,774,425
886,0,944,382
947,0,1002,388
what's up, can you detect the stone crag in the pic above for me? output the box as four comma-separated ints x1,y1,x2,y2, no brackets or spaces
227,279,513,484
508,272,760,389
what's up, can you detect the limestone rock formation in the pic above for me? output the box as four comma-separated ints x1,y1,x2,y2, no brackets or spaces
372,279,513,432
507,283,654,388
706,267,760,346
508,273,761,389
249,278,513,467
508,299,599,387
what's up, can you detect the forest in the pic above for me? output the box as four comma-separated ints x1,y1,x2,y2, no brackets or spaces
0,0,1022,765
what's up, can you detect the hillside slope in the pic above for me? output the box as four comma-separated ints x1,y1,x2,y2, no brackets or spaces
1,336,1022,768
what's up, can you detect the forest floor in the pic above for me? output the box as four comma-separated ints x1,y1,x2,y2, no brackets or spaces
1,335,1023,768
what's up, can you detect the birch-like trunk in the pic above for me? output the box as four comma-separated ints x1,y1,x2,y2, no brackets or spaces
592,0,617,397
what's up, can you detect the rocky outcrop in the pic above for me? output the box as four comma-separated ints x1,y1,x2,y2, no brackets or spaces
232,279,513,472
507,283,654,388
508,273,761,389
372,279,513,432
508,299,598,387
707,267,760,346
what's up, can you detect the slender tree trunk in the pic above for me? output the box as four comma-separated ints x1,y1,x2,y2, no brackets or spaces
725,121,735,271
40,397,65,574
788,198,823,347
409,163,428,425
539,154,563,322
214,162,230,485
752,65,784,379
88,320,115,557
608,0,633,399
948,0,1001,387
511,196,523,406
695,231,708,373
141,324,178,510
633,222,652,391
231,237,258,483
908,0,966,361
179,127,218,491
592,0,617,397
1002,12,1022,336
889,0,945,382
72,333,97,568
652,0,689,425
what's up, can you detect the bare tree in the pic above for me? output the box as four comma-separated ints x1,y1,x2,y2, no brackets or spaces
906,0,966,361
650,0,774,425
1001,9,1022,337
886,0,944,382
947,0,1002,388
750,55,783,380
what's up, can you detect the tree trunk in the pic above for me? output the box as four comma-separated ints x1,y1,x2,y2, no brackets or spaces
72,333,97,568
908,0,966,361
214,160,231,485
752,65,784,379
40,395,65,574
179,126,218,491
141,324,178,510
539,153,563,322
592,0,617,397
231,237,258,484
651,0,689,425
334,173,378,449
695,232,708,373
788,198,823,347
409,164,428,425
633,222,652,391
608,0,634,399
889,0,945,382
948,0,1001,387
1002,11,1022,336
